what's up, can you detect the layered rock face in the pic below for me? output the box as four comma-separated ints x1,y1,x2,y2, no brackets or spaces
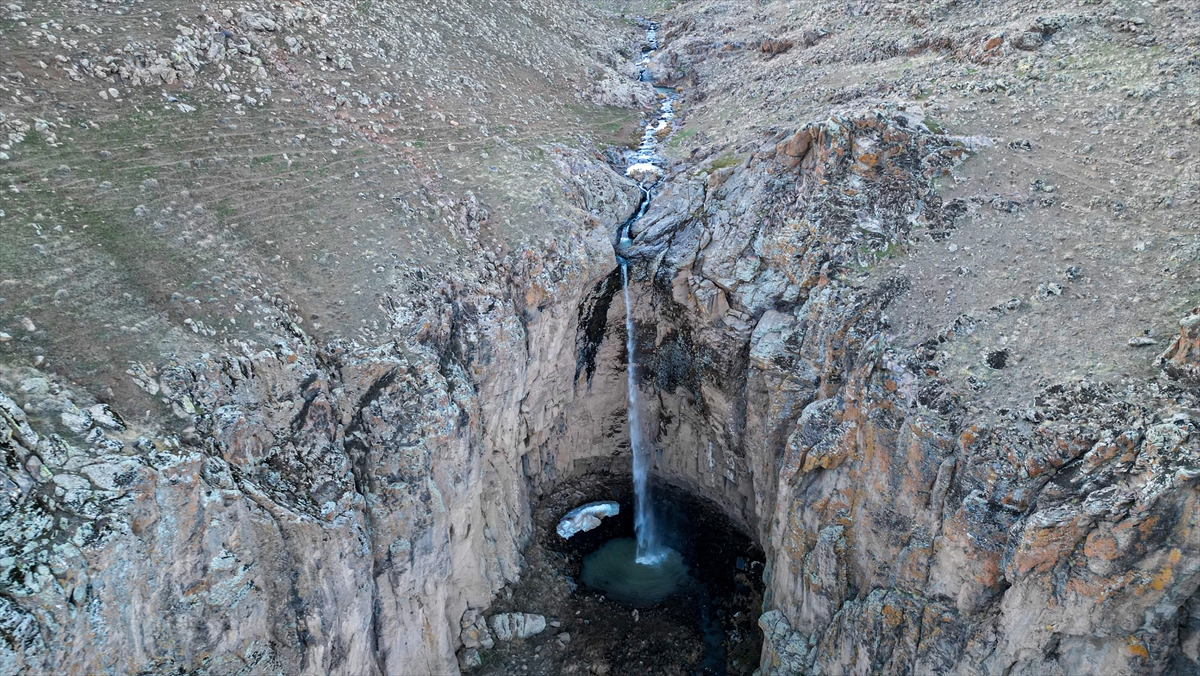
0,142,648,675
5,99,1196,675
617,111,1200,674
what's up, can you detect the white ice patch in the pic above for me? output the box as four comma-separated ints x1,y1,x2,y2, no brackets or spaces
556,501,621,539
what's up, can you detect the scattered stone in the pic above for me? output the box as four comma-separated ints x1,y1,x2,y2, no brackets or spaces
800,29,825,47
87,404,125,431
460,609,495,650
986,349,1009,369
760,38,794,55
241,12,277,31
19,317,35,332
60,404,93,433
1036,282,1063,299
489,613,546,641
125,362,160,395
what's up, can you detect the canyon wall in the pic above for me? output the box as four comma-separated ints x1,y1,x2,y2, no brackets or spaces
3,0,1200,674
5,102,1197,676
0,148,646,675
621,110,1200,675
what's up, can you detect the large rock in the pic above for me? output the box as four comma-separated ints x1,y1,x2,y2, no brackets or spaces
625,161,664,184
1158,307,1200,382
488,613,547,641
460,609,495,650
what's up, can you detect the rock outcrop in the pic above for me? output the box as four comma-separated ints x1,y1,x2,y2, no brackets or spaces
1158,309,1200,384
612,109,1200,674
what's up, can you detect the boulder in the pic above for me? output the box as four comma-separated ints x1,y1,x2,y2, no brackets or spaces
760,38,794,55
1157,308,1200,382
625,162,663,184
488,613,547,641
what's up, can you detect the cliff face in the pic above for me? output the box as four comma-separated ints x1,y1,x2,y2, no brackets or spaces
5,102,1197,675
624,114,1200,674
1,145,642,675
3,0,1200,674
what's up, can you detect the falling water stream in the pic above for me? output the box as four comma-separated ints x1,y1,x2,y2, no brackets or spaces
622,264,665,564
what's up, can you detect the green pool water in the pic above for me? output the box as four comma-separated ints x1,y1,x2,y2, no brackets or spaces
580,537,689,607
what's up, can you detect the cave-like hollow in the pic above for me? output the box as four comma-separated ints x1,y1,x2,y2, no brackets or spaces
468,261,772,675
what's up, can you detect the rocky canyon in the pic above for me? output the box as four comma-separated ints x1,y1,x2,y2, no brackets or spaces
1,0,1199,674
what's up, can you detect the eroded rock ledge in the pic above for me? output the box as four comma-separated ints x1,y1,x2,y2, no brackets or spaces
2,107,1198,676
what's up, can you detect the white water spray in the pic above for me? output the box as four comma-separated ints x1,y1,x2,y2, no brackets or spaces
622,263,665,565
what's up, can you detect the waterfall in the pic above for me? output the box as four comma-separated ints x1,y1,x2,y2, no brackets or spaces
622,262,665,565
617,20,675,567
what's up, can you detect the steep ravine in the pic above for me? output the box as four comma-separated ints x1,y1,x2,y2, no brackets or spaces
3,34,1200,676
